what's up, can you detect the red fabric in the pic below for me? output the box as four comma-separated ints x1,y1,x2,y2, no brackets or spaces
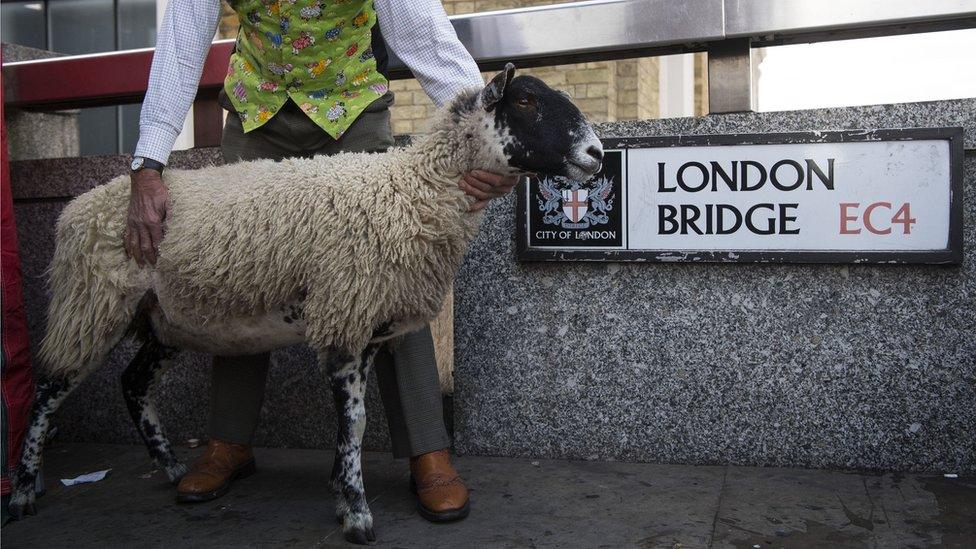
1,50,36,496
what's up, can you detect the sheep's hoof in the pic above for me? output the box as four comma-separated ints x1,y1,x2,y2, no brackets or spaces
342,512,375,545
8,485,37,520
343,525,376,545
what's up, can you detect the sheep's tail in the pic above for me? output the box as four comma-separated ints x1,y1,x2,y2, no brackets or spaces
38,177,146,376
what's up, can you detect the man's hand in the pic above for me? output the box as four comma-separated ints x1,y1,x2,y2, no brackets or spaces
458,170,520,212
125,169,170,267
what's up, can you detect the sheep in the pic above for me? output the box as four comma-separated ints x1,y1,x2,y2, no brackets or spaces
8,64,604,544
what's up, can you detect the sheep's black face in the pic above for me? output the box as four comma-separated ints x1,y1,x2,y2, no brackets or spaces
483,64,603,181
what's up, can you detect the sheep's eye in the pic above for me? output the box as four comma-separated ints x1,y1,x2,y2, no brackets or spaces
516,96,536,108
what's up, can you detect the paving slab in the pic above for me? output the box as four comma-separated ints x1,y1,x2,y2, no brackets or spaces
1,443,724,548
366,457,725,549
711,466,975,549
2,443,973,548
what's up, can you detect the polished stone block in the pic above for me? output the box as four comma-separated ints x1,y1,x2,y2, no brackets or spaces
453,99,975,473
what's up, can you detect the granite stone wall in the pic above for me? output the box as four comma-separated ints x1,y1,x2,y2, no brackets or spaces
9,99,974,473
453,99,976,473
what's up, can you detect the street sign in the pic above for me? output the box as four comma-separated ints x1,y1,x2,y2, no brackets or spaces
517,128,963,263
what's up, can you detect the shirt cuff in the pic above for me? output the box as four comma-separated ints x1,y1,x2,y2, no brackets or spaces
133,123,181,166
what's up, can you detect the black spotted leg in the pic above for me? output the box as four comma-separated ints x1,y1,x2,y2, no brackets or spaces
121,336,186,483
325,344,381,545
9,375,79,519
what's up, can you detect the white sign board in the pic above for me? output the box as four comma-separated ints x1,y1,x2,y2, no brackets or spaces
518,129,963,263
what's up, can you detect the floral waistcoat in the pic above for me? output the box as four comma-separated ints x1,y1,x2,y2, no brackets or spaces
224,0,390,138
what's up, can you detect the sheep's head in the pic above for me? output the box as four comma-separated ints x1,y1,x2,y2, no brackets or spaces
482,63,603,181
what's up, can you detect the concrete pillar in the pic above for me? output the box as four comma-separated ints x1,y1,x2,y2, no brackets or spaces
658,53,695,118
1,43,80,161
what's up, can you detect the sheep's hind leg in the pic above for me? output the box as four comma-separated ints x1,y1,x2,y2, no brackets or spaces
325,344,381,545
8,374,82,519
121,336,185,483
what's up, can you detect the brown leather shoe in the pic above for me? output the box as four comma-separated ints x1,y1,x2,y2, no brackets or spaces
176,439,256,503
409,449,470,522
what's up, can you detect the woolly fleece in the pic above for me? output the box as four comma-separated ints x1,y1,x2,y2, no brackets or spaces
39,87,517,373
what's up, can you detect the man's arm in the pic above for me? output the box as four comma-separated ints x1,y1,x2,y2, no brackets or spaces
127,0,221,266
374,0,519,211
373,0,483,107
134,0,222,165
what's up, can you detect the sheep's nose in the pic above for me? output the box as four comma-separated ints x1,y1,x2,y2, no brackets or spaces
586,145,604,163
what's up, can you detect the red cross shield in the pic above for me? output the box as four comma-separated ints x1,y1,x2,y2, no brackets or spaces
561,189,589,222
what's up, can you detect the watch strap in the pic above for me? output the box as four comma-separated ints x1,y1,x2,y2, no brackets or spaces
134,156,166,174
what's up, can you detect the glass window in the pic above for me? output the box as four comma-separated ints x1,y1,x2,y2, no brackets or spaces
120,104,143,154
118,0,158,153
0,2,47,50
49,0,119,155
77,107,119,157
47,0,115,55
118,0,157,50
6,0,158,156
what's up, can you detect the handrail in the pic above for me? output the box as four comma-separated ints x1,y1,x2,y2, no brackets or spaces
2,43,235,110
2,0,975,142
725,0,976,42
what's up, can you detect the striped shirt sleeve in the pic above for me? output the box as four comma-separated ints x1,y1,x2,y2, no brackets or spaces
133,0,221,165
374,0,485,107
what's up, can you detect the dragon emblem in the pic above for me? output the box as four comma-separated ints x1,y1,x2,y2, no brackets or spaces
537,175,614,229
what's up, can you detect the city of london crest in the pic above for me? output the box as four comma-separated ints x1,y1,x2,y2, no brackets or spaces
537,175,616,229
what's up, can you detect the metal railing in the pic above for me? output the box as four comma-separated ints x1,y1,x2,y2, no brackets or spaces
3,0,976,146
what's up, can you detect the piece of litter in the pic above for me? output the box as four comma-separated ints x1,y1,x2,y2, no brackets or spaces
944,473,958,478
753,545,761,548
531,461,540,467
61,469,110,486
140,469,159,479
187,438,201,448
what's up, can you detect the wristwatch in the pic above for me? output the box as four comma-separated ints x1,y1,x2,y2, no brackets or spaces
130,156,166,174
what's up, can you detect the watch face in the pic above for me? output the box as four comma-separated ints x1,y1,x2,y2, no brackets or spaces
131,157,144,171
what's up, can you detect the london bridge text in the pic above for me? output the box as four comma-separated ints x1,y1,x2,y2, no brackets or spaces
656,158,834,235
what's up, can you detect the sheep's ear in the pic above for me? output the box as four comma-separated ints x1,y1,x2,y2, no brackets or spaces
481,63,516,112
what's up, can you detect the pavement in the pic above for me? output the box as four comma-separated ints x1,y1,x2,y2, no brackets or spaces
2,443,973,548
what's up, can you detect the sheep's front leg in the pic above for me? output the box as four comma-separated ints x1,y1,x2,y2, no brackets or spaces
324,344,380,545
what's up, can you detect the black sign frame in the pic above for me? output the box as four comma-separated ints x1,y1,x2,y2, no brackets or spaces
516,128,964,264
